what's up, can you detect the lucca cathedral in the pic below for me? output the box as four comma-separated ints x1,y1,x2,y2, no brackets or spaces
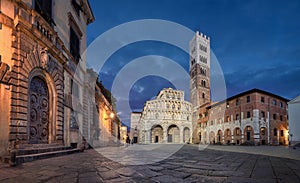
131,31,288,146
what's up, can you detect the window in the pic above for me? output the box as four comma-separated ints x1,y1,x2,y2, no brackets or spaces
280,102,283,108
172,104,175,109
274,128,277,136
72,0,82,16
70,79,79,98
202,93,205,99
70,27,80,62
235,114,239,120
280,130,284,137
261,111,265,118
273,113,277,120
227,130,230,136
261,96,265,103
70,110,79,129
236,128,240,135
191,59,196,66
34,0,54,25
247,111,251,118
226,102,229,108
226,116,230,122
247,96,250,103
261,128,265,135
210,121,214,125
236,99,239,106
201,80,206,87
200,44,207,52
273,99,277,106
200,68,206,76
280,115,283,121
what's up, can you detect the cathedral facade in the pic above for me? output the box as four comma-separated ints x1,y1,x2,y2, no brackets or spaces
131,88,192,144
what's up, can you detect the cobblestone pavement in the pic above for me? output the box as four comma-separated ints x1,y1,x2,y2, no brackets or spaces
0,145,300,183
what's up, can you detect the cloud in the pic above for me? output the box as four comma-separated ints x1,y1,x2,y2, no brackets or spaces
225,64,300,100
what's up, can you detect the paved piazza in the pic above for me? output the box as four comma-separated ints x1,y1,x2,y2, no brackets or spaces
0,145,300,183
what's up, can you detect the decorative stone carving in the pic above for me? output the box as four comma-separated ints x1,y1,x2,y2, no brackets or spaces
40,47,49,69
0,61,10,84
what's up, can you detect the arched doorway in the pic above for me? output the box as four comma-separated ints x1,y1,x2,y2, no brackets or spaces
133,133,138,143
183,127,190,143
224,129,231,144
151,125,163,143
209,131,215,144
260,127,267,145
217,130,222,143
233,127,242,145
28,77,49,144
244,126,254,142
167,125,180,143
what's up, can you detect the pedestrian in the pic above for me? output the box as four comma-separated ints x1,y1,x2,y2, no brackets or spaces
126,135,130,147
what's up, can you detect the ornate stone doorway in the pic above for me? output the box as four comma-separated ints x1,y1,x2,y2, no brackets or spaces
167,125,180,143
28,77,49,144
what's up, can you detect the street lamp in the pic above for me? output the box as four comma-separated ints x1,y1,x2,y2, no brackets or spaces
110,112,115,119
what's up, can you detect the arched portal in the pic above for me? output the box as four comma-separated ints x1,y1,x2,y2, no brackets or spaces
244,126,254,142
209,131,215,144
151,125,163,143
217,130,222,143
224,129,231,144
167,125,180,143
183,127,190,143
28,77,49,144
234,127,242,145
260,127,267,145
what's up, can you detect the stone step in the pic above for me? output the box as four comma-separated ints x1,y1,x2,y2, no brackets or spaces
15,148,81,164
18,143,61,149
17,146,73,156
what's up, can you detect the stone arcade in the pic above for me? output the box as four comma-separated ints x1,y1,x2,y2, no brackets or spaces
131,88,192,144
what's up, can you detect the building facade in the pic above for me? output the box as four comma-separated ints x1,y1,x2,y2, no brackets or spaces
196,89,289,145
288,95,300,146
189,32,289,146
131,88,192,144
84,69,120,147
0,0,94,157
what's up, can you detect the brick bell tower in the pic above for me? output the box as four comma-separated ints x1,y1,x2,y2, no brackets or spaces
189,31,211,143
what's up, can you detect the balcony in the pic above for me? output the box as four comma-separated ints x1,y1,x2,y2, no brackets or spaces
15,6,68,64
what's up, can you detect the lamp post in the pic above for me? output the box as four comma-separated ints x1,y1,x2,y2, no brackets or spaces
105,112,115,136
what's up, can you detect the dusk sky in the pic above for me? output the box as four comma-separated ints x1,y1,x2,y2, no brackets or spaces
87,0,300,124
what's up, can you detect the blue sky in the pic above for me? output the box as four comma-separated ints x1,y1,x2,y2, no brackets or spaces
87,0,300,124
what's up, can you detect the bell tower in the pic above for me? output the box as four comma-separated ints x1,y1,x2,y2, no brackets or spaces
190,31,211,110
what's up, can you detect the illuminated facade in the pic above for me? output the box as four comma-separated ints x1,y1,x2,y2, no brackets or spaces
0,0,94,157
131,88,193,144
190,32,289,145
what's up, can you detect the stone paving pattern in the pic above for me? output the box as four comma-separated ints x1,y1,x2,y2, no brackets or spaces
0,145,300,183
